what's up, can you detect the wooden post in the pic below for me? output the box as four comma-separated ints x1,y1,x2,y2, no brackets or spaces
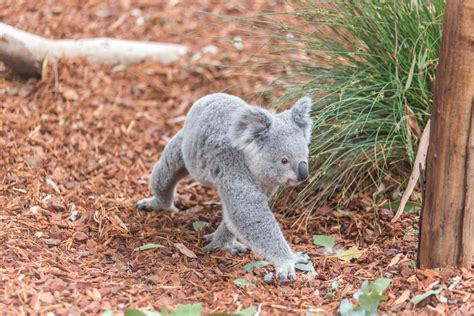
418,0,474,268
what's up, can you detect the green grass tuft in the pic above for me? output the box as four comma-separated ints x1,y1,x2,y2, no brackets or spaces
260,0,444,210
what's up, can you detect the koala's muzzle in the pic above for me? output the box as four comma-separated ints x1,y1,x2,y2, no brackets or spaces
297,161,309,182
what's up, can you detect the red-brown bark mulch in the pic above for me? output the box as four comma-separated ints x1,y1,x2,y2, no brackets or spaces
1,1,473,315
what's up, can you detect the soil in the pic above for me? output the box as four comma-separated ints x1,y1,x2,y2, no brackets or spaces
1,1,473,315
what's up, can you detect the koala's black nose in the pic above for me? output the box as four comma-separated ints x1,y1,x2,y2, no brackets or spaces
297,161,309,182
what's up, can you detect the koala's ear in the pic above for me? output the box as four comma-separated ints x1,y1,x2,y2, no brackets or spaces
291,96,313,142
230,106,272,151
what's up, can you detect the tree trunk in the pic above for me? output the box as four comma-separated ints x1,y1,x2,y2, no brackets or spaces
418,0,474,268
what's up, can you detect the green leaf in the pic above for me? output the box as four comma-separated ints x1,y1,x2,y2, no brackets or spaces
330,280,340,290
101,310,114,316
243,261,270,272
418,49,429,71
372,278,391,294
313,235,335,248
192,221,208,231
350,278,391,314
383,200,419,214
328,246,364,261
339,299,353,316
411,287,443,307
159,306,170,316
358,292,386,314
234,278,255,288
35,231,43,238
170,303,202,316
234,306,257,316
125,310,146,316
360,280,369,295
295,261,315,273
346,307,365,316
134,243,165,252
437,294,448,304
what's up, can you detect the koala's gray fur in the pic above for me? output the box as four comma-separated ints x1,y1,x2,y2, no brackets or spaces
137,93,313,282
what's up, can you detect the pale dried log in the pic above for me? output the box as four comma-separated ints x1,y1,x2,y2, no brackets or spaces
0,22,188,76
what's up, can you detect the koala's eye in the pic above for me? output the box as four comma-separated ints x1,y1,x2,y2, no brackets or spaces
281,157,289,165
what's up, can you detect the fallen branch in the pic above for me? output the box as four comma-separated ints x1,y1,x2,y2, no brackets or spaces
0,22,188,76
391,119,431,223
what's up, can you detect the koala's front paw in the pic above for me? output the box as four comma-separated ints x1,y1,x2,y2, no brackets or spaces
202,233,249,256
136,197,178,212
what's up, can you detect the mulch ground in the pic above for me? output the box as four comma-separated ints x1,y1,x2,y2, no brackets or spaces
1,1,473,315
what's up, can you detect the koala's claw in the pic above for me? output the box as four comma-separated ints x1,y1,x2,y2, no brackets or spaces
136,197,178,212
276,263,297,283
203,239,249,256
294,251,310,264
201,233,214,242
227,241,250,255
274,253,311,283
202,233,249,256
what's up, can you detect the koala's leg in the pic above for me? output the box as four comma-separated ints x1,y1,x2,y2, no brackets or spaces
218,176,309,282
202,220,249,255
136,130,188,212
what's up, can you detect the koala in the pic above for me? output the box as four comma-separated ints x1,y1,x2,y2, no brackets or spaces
136,93,313,282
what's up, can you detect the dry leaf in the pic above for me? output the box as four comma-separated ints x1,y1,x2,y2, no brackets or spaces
417,269,440,279
175,243,197,259
406,105,422,137
388,253,403,268
110,213,129,233
328,246,365,261
392,119,430,222
86,288,102,301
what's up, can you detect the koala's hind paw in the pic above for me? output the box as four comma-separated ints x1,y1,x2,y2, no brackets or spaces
226,240,250,256
274,253,310,283
202,233,249,256
275,262,297,283
136,197,178,212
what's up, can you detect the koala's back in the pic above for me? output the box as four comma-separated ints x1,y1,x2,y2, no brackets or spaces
181,93,248,186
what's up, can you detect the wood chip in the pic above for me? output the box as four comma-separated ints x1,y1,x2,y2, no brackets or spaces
393,289,411,305
39,292,55,304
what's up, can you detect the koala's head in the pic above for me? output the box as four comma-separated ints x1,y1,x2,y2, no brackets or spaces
230,96,312,187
